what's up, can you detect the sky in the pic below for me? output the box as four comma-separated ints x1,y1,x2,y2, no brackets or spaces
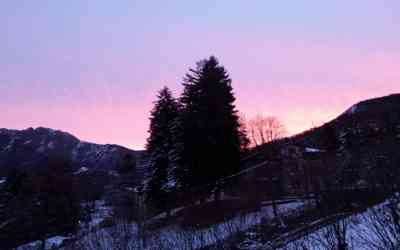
1,1,399,149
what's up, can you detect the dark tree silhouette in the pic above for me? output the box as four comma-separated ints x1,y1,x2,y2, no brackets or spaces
177,56,244,190
247,114,286,147
146,87,179,211
238,113,250,153
34,157,81,236
0,157,81,249
320,124,339,151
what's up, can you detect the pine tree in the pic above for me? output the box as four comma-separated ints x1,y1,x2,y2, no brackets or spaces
178,56,244,190
145,87,179,210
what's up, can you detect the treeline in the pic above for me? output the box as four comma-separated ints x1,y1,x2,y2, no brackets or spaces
0,157,82,249
145,56,249,211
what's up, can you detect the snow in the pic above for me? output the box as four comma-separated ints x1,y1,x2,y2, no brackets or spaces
36,145,46,153
275,198,399,250
46,236,68,247
305,147,322,153
163,179,177,190
77,213,262,250
85,200,113,228
3,145,12,152
45,127,57,134
47,141,55,149
346,104,358,115
89,218,105,227
74,166,89,175
108,170,120,177
259,201,304,221
16,236,69,250
73,200,305,250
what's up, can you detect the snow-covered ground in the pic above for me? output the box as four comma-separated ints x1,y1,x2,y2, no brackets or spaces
15,200,306,250
71,201,305,250
15,200,113,250
274,199,400,250
84,200,113,228
16,236,69,250
17,198,397,250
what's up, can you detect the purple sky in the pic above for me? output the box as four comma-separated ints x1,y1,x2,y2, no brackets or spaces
1,1,400,149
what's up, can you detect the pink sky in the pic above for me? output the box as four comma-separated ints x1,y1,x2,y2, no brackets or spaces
1,1,399,149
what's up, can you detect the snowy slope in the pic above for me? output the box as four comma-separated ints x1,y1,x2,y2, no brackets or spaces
275,199,400,250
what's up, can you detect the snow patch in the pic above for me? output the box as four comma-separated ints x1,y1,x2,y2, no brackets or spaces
75,201,305,250
275,198,398,250
36,145,46,153
346,104,358,115
47,141,55,149
46,236,68,248
74,167,89,175
3,145,12,152
16,235,69,250
108,170,120,177
86,200,113,228
305,147,322,153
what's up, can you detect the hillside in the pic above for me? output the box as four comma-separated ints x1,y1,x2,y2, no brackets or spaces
4,94,400,250
0,127,145,176
0,127,148,249
296,93,400,146
211,94,400,249
245,93,400,169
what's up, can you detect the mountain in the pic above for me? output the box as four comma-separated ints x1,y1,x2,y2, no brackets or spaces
342,93,400,117
0,127,149,249
242,93,400,193
0,127,144,176
296,93,400,147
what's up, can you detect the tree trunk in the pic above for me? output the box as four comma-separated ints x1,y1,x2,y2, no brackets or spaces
40,239,46,250
272,198,278,218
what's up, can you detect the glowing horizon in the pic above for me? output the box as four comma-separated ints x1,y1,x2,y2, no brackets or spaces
1,1,399,150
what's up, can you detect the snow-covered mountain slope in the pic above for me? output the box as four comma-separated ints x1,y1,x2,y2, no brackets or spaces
0,127,144,176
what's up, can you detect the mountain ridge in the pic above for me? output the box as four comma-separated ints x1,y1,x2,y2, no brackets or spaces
0,126,143,176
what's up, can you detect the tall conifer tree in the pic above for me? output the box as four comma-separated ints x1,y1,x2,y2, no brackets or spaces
178,56,244,189
146,87,179,210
